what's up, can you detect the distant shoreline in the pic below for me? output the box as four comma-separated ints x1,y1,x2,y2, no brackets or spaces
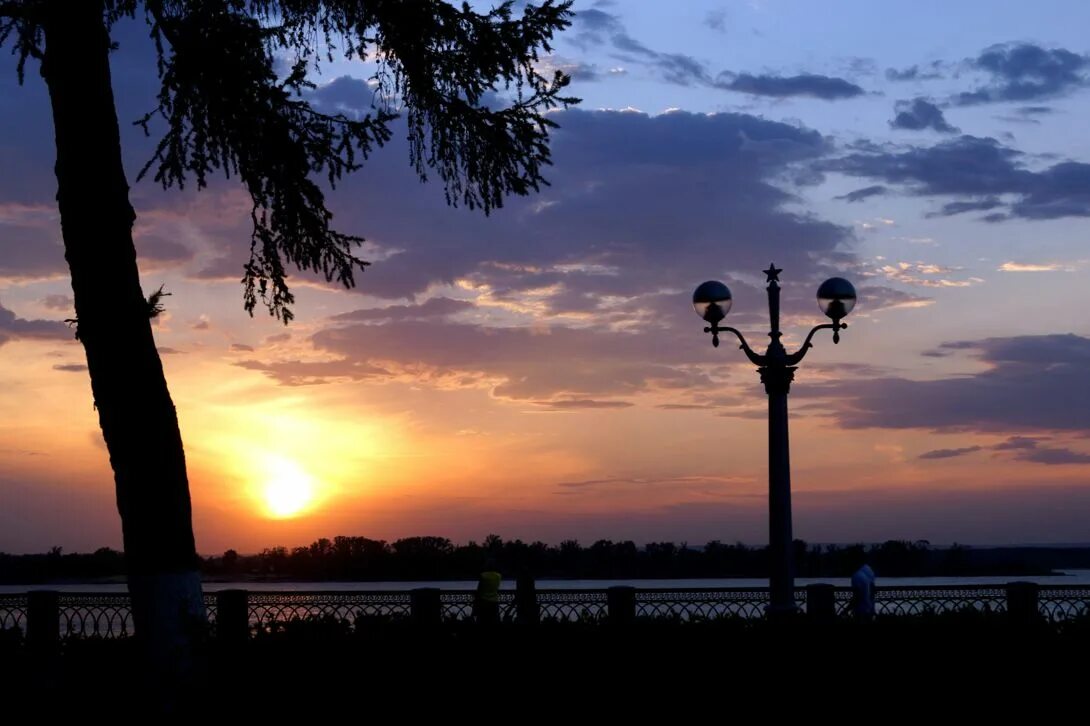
6,539,1089,586
0,566,1081,584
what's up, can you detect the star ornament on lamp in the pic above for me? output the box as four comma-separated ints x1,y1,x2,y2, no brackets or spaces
690,264,857,615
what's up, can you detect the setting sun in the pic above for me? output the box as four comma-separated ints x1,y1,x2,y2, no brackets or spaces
261,456,316,519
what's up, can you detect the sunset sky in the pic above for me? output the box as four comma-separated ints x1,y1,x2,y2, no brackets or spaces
2,0,1090,553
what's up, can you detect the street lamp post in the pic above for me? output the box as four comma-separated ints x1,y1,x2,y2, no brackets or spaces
693,264,856,615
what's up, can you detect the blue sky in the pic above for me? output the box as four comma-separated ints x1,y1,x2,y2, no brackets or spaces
545,0,1090,359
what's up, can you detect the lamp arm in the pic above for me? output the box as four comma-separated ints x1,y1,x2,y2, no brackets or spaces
705,324,767,365
784,322,847,365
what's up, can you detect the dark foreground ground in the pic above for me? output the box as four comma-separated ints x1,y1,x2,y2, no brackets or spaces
3,613,1087,718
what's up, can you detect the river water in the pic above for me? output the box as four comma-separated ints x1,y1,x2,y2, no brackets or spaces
3,570,1089,593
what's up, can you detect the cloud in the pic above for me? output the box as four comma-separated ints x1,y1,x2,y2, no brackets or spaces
235,358,390,386
571,9,861,97
311,103,846,311
996,105,1056,124
991,436,1090,465
556,474,749,490
704,9,727,33
306,75,382,117
134,234,194,265
836,185,887,203
1012,162,1090,219
918,446,982,460
654,53,714,86
715,72,865,100
813,334,1090,433
3,34,876,415
1014,445,1090,465
955,43,1090,105
842,57,879,77
536,56,603,83
571,8,708,87
212,97,889,408
874,261,982,288
822,135,1025,197
331,297,474,323
241,319,718,402
992,436,1042,451
0,203,67,280
560,62,601,83
184,92,847,307
534,399,634,410
998,261,1078,272
890,98,959,133
0,299,71,347
572,7,621,37
41,294,73,311
853,285,933,311
821,135,1090,220
931,198,1003,216
655,403,717,410
230,343,255,352
886,63,945,82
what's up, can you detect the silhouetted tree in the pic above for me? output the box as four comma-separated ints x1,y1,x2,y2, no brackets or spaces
0,0,574,678
4,537,1073,582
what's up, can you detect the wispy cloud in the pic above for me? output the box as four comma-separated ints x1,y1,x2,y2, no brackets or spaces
890,98,959,134
814,334,1090,433
571,9,863,99
998,261,1078,272
955,43,1090,106
821,135,1090,222
919,445,982,460
875,261,983,288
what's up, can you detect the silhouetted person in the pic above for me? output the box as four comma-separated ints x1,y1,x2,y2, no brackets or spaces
851,561,876,620
475,558,502,625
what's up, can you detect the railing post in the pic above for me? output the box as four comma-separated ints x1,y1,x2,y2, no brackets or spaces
27,590,60,650
806,583,836,623
216,589,250,643
1006,581,1040,624
410,587,442,625
607,586,636,625
516,574,539,625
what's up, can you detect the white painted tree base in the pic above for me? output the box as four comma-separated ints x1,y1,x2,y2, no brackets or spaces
128,571,205,669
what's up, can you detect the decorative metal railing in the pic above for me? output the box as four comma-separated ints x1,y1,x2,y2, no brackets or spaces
0,593,26,633
1039,586,1090,621
2,584,1088,640
538,589,609,622
635,588,770,620
57,593,135,639
246,591,412,633
871,585,1009,617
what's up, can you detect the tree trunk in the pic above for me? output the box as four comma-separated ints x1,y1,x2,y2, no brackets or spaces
40,0,204,681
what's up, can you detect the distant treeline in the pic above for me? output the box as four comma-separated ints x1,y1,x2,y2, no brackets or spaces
4,536,1088,583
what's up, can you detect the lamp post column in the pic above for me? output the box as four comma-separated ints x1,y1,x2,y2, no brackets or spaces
692,265,856,618
761,364,796,615
760,265,797,615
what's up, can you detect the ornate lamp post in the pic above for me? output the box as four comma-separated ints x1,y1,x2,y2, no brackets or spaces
693,265,856,614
